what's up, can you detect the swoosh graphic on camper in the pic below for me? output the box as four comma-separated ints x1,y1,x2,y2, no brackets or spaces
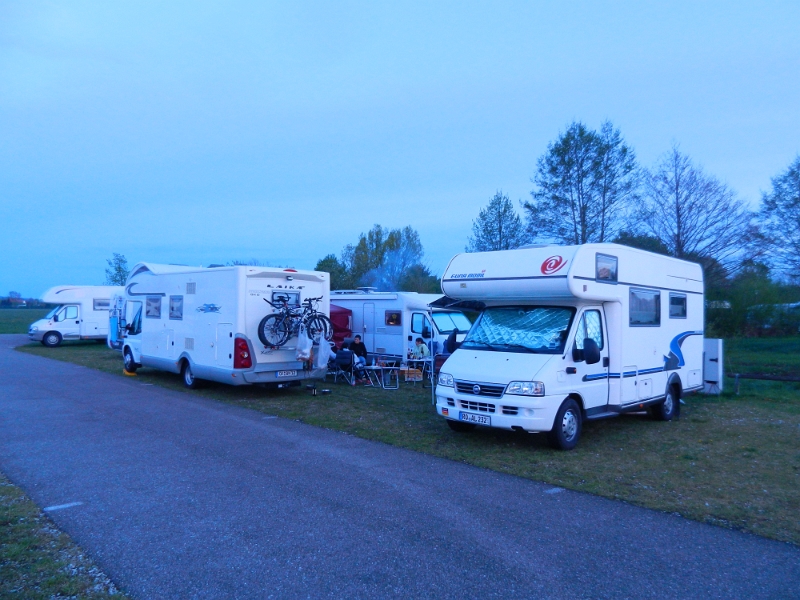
125,283,166,297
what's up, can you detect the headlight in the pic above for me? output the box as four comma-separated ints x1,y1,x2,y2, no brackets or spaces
437,372,454,387
506,381,545,396
30,326,38,332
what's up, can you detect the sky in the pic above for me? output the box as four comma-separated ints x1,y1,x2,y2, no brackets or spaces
1,1,799,297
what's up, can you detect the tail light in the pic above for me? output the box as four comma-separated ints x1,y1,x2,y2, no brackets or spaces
234,338,252,369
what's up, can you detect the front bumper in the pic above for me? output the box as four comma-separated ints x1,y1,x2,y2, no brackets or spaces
28,329,44,341
435,385,561,433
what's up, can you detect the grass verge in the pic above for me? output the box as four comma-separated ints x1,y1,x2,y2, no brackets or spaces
14,339,800,547
0,309,49,334
0,472,126,599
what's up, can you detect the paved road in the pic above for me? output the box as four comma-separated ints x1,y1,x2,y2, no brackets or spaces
1,334,798,599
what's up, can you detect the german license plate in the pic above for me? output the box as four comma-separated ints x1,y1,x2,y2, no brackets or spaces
276,370,297,378
459,411,490,426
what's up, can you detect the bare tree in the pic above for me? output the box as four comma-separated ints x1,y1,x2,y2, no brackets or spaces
524,121,637,244
105,253,129,285
638,146,753,266
759,155,800,280
466,191,529,252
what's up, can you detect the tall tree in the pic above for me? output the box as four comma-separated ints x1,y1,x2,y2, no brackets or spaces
315,254,355,290
105,253,129,285
759,155,800,280
523,121,637,245
638,146,753,267
466,191,529,252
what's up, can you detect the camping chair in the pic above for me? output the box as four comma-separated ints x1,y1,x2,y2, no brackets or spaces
330,348,356,385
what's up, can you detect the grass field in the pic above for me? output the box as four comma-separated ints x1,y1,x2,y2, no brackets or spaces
13,337,800,546
0,473,126,599
0,308,50,334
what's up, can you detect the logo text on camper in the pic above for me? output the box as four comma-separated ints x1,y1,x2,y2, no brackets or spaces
540,256,566,275
451,270,486,279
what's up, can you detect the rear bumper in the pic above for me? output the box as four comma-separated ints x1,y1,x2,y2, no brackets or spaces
242,365,327,383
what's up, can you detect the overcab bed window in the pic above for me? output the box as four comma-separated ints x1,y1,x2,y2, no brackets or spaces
596,254,618,283
630,288,660,326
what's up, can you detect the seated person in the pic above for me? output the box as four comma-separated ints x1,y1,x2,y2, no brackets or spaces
349,335,368,379
411,337,430,359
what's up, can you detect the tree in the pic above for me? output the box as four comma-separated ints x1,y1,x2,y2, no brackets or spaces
8,291,21,299
105,253,129,285
524,120,637,245
315,254,354,290
466,191,529,252
612,231,670,255
638,146,754,267
759,155,800,280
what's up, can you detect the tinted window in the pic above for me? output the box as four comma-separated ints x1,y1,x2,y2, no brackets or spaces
385,311,401,326
146,296,161,319
93,299,110,310
630,289,660,326
669,294,687,318
169,296,184,320
596,254,618,283
272,291,299,307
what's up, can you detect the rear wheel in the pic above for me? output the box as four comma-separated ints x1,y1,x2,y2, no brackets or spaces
446,419,476,432
123,348,138,373
182,361,198,389
42,331,62,348
651,386,680,421
258,314,290,347
306,315,333,344
547,398,582,450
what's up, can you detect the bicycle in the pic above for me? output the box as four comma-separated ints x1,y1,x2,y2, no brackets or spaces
257,295,333,348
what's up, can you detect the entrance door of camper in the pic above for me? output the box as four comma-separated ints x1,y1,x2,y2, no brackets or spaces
363,303,375,352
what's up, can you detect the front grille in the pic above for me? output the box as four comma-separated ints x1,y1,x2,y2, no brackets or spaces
455,380,505,398
446,398,455,407
459,400,496,413
502,406,519,415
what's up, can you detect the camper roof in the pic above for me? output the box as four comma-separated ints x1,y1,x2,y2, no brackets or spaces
127,263,326,284
41,286,124,304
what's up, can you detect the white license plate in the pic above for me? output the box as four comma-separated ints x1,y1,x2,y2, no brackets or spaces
276,370,297,378
459,411,491,426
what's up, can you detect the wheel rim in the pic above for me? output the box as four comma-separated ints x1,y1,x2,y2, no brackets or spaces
561,409,578,441
46,334,57,345
184,366,194,385
664,393,674,415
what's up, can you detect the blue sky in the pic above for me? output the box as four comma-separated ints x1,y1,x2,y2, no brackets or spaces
1,1,798,297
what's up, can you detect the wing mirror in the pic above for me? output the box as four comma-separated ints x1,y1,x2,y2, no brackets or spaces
583,338,601,365
422,328,431,339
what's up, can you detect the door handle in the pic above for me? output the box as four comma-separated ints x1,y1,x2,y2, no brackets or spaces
602,357,609,367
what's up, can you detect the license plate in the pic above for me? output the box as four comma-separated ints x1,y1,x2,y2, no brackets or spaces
459,411,490,426
276,370,297,378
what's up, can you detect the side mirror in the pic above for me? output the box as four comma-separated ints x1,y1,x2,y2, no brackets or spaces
53,313,61,323
584,338,601,365
571,341,583,362
422,328,431,339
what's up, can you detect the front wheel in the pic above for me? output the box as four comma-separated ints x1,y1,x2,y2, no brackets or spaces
446,419,476,433
306,315,333,344
42,331,62,348
123,348,138,373
547,398,582,450
257,314,290,347
651,387,680,421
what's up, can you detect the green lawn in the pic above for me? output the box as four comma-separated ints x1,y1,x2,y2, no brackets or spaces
14,338,800,546
0,308,49,334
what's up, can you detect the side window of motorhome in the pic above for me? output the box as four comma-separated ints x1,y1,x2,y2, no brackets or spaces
93,299,110,311
146,296,161,319
575,310,604,350
385,311,401,326
411,313,430,335
630,289,661,326
596,254,618,283
169,296,183,320
669,293,687,318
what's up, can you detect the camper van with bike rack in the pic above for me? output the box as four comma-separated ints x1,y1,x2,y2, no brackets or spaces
115,263,330,387
435,244,705,450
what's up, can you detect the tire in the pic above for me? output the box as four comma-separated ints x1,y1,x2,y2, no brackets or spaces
258,314,290,347
182,361,198,389
41,331,62,348
446,419,477,432
123,348,138,373
306,315,334,344
651,386,680,421
547,398,582,450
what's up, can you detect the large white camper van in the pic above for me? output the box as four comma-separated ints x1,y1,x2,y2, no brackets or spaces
116,263,330,387
29,286,124,347
435,244,704,449
330,290,471,358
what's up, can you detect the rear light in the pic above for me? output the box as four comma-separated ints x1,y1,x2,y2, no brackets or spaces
234,338,252,369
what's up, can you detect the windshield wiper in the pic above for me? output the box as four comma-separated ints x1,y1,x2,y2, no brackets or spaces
462,341,504,351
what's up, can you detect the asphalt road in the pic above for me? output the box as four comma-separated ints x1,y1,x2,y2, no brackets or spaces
1,334,798,599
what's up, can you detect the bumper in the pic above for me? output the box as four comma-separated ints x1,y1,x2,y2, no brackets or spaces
242,366,327,384
28,330,44,341
435,385,561,433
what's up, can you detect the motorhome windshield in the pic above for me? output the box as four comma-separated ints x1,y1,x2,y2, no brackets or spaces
45,306,60,319
432,311,472,334
461,306,575,354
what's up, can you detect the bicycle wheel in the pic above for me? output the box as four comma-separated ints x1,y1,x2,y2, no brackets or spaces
258,314,291,347
306,314,334,344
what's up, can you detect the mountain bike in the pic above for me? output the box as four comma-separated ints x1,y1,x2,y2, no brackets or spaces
257,295,333,348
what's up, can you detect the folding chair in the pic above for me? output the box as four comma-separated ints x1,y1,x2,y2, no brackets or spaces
330,349,356,385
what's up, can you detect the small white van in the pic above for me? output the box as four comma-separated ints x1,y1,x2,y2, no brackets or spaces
330,290,471,358
435,244,704,449
116,263,330,388
29,286,124,347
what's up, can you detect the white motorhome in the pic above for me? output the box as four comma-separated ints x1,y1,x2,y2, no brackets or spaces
29,286,124,347
435,244,704,450
330,290,471,358
117,263,330,387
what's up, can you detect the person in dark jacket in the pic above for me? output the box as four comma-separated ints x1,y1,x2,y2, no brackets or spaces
350,335,368,380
